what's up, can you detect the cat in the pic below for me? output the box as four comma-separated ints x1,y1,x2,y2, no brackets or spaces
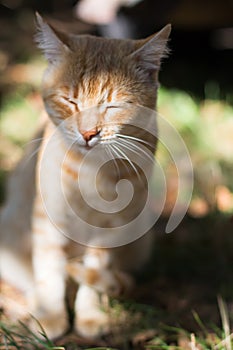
0,14,171,339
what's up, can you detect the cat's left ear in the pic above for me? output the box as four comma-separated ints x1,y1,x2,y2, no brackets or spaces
131,24,171,74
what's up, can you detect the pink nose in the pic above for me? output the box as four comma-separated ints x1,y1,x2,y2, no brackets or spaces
81,128,98,142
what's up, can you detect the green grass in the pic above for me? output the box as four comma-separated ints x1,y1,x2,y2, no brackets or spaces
146,297,233,350
157,88,233,214
0,318,65,350
0,92,39,144
1,297,233,350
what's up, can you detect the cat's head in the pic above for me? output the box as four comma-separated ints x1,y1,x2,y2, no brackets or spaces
35,14,170,153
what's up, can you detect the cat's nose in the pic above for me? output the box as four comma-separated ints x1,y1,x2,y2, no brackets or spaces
81,128,99,142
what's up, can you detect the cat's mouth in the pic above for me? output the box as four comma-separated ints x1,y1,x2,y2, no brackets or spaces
79,131,100,149
78,132,117,149
82,137,114,150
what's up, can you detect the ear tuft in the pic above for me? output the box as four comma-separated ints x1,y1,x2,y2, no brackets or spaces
35,12,70,63
131,24,171,73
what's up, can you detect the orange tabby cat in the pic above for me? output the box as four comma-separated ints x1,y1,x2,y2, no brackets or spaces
0,14,170,339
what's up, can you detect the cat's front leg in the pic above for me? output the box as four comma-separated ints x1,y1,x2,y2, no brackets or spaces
75,284,110,338
73,248,112,338
30,198,69,339
72,248,133,338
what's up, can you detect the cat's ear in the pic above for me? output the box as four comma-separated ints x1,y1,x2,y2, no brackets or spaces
131,24,171,74
35,12,71,63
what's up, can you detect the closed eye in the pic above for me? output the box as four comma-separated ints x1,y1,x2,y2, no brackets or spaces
60,96,80,111
68,97,79,105
106,105,119,109
106,101,134,109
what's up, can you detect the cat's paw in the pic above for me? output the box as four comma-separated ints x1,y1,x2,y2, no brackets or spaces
74,284,110,338
75,309,109,339
30,312,69,340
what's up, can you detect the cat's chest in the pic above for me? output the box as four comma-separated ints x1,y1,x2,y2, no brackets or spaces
62,157,126,224
38,127,147,238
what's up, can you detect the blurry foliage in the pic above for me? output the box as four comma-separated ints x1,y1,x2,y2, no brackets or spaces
157,88,233,216
1,91,39,144
158,88,233,164
0,53,233,214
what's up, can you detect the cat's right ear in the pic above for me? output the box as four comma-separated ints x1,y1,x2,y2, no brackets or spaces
129,24,171,76
35,12,70,63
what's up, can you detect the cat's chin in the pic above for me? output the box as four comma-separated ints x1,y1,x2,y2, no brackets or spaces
66,140,95,154
82,143,94,150
76,144,97,155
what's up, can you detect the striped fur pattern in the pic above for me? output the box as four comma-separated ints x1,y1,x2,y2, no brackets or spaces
0,14,171,339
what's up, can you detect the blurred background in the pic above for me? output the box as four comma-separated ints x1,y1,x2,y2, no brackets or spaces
1,0,233,348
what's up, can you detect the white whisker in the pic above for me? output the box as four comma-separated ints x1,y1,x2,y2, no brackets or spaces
65,130,76,138
109,144,131,176
22,135,62,169
105,145,121,179
22,145,41,168
117,138,155,163
62,130,78,144
22,137,43,148
115,133,155,148
111,143,141,180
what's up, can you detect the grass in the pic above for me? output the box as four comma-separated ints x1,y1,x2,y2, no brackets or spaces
0,318,65,349
146,297,233,350
1,297,233,349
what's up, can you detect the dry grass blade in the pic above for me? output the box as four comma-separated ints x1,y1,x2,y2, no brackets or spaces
216,296,232,350
214,334,233,350
189,333,199,350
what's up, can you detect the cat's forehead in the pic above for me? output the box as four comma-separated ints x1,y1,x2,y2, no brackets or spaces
63,37,135,96
68,36,135,73
72,35,134,56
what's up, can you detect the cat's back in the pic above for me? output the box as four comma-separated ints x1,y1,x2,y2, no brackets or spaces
0,127,44,261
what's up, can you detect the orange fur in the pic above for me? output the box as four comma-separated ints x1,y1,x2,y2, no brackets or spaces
0,14,171,339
